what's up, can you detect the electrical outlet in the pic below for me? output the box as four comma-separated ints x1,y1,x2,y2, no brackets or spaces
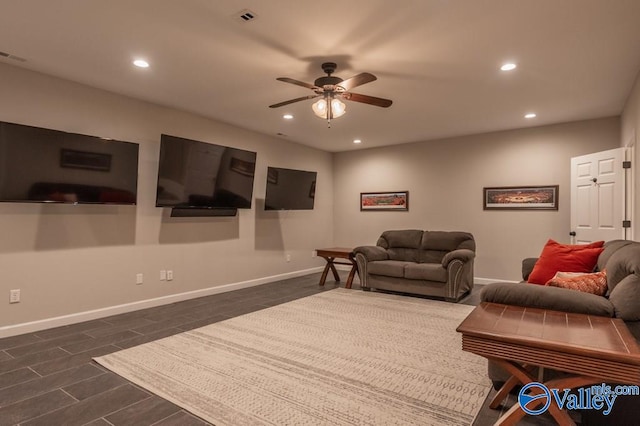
9,289,20,304
285,254,291,262
136,273,143,285
312,250,316,257
167,270,174,281
160,270,167,281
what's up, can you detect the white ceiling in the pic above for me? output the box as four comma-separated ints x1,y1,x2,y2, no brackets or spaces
1,0,640,152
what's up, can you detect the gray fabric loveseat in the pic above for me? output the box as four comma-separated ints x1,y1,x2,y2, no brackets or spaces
353,229,475,301
481,239,640,337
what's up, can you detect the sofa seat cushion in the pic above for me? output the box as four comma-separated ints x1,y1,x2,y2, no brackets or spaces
404,263,447,282
368,260,412,278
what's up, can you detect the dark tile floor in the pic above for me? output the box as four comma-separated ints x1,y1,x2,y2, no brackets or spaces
0,273,557,425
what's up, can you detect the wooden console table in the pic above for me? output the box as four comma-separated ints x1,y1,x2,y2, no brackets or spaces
456,302,640,425
315,247,358,289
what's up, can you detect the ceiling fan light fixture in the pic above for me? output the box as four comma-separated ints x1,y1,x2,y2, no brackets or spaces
312,97,346,119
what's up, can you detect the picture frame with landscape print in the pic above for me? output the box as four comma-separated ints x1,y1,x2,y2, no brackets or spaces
360,191,409,211
483,185,559,210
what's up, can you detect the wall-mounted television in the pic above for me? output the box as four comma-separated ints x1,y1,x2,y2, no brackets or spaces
156,134,257,209
264,167,317,210
0,121,139,205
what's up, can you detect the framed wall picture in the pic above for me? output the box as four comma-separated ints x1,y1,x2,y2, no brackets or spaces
360,191,409,211
483,185,559,210
60,149,112,171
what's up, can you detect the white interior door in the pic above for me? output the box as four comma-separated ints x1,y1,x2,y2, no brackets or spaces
570,148,630,243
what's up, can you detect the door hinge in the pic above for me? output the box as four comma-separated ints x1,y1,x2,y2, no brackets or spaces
623,161,631,169
623,220,631,228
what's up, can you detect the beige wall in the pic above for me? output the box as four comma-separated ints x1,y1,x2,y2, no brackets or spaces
0,63,333,331
333,117,620,281
622,70,640,232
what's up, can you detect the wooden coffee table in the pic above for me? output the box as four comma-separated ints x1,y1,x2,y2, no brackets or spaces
315,247,358,289
457,302,640,425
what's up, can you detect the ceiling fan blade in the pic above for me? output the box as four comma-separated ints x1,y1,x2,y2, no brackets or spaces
342,92,393,108
276,77,319,90
269,94,320,108
337,73,377,91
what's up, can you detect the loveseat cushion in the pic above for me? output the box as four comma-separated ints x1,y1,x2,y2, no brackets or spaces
480,282,615,317
368,260,412,278
377,229,423,249
377,230,424,262
404,263,447,282
420,231,475,251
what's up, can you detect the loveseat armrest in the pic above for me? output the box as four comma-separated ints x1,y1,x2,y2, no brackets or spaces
480,282,615,317
442,249,475,268
522,257,538,281
353,245,389,262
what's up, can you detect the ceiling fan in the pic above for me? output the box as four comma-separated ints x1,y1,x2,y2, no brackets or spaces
269,62,393,126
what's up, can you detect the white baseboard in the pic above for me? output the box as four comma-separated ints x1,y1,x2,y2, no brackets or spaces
474,277,519,285
334,266,517,286
0,266,324,339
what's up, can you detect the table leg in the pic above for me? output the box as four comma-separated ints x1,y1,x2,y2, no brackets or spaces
319,257,341,286
489,360,537,409
346,263,358,289
489,357,603,426
329,260,340,282
319,258,331,286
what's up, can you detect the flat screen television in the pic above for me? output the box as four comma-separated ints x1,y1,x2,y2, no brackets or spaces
264,167,317,210
0,121,139,204
156,134,257,209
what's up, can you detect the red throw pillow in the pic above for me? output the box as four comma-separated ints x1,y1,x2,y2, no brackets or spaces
545,270,608,296
527,239,604,285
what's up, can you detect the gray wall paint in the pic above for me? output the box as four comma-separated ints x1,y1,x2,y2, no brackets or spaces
333,117,620,281
0,57,630,330
0,63,333,328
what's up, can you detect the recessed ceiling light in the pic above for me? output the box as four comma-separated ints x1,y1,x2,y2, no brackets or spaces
353,139,362,144
525,113,537,119
283,114,293,120
133,59,149,68
500,63,517,71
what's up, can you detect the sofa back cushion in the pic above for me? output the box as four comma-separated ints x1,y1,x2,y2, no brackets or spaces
377,229,423,261
417,231,476,263
604,243,640,292
598,240,637,273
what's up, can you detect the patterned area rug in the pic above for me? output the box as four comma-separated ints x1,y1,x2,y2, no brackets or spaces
94,288,490,425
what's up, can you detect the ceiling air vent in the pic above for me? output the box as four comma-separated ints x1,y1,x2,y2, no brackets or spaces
234,9,257,23
0,51,26,62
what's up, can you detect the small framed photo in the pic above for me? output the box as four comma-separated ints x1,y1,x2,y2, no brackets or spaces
360,191,409,211
483,185,559,210
229,157,255,177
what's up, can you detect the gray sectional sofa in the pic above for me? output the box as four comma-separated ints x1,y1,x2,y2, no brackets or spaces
353,229,475,301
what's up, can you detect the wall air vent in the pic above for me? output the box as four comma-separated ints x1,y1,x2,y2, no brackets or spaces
0,51,26,62
234,9,258,23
